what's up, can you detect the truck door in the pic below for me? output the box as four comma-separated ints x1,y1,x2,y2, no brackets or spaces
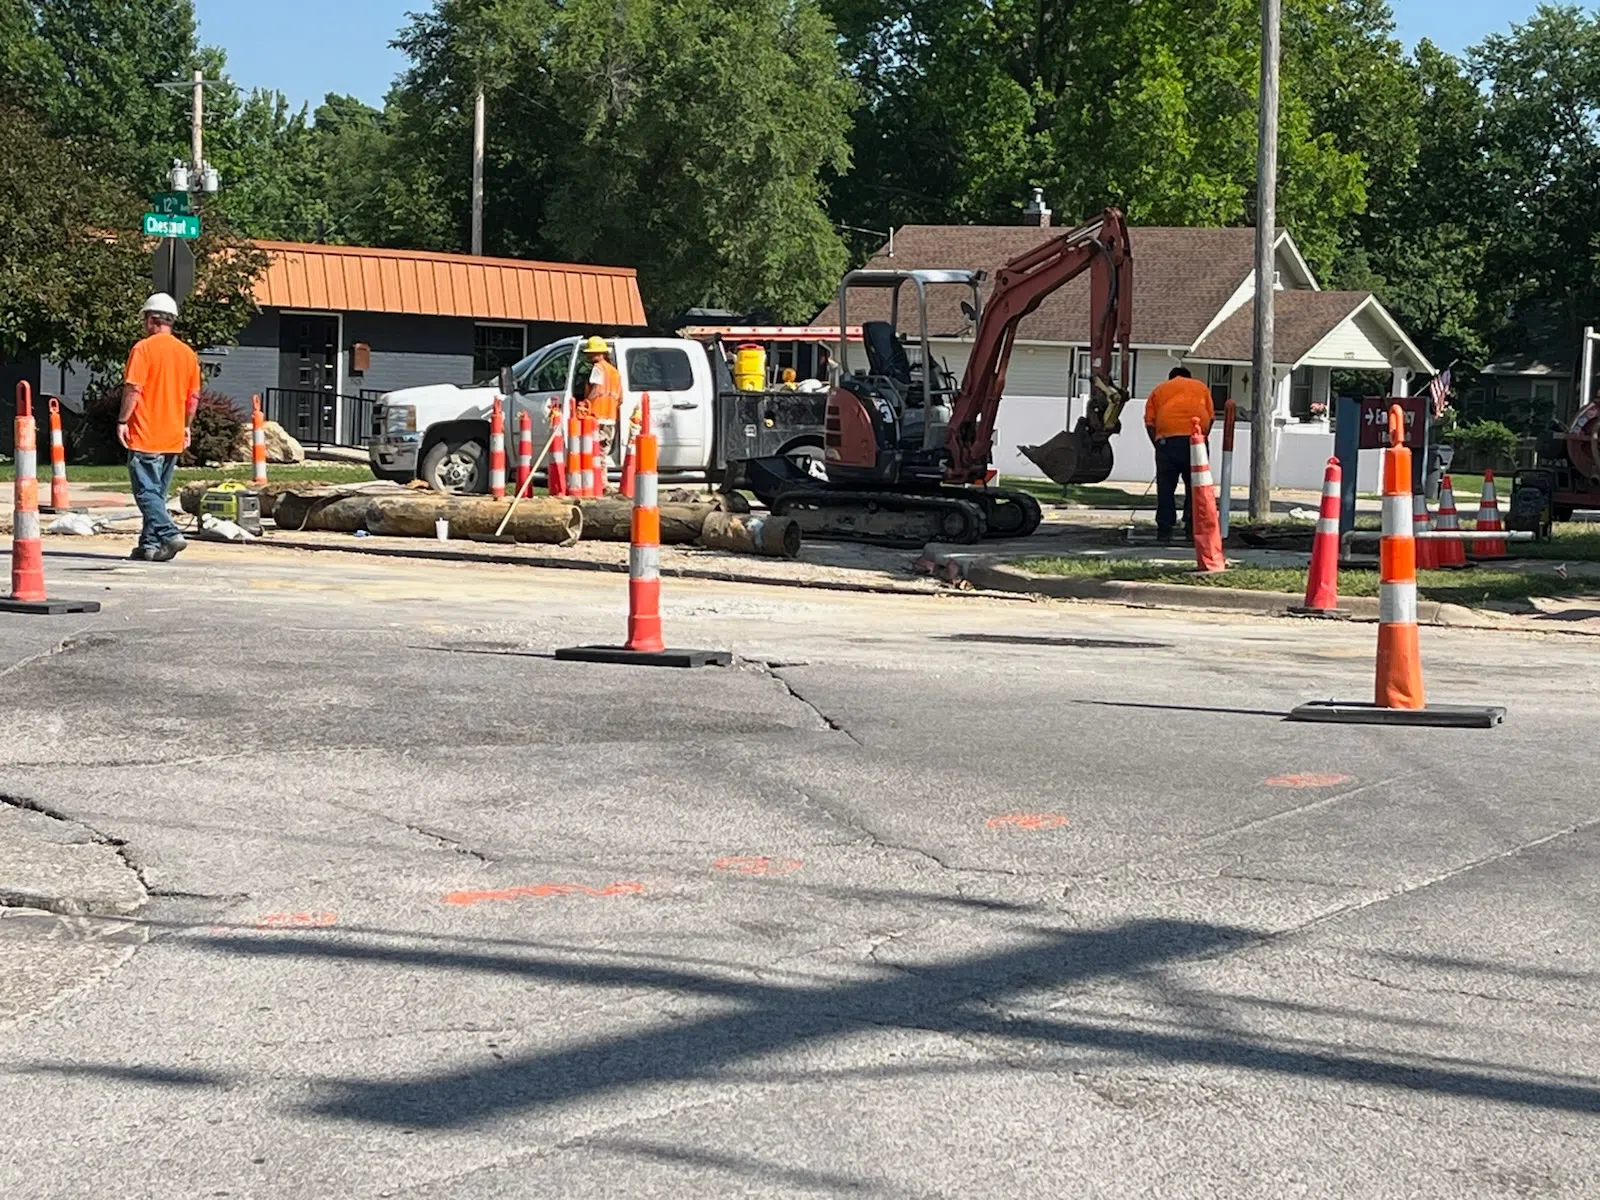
523,340,578,425
622,345,705,470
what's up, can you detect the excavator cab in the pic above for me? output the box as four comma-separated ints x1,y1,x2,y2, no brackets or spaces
826,268,981,486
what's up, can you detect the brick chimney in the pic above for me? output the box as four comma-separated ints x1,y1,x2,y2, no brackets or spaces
1022,187,1052,228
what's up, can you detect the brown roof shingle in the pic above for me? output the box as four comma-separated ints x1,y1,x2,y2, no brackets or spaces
815,225,1265,346
1190,290,1370,363
253,241,648,327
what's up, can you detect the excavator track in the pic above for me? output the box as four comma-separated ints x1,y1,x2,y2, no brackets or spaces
771,489,988,548
956,487,1043,539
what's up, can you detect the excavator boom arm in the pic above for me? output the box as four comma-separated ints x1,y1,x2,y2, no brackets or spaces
945,208,1134,482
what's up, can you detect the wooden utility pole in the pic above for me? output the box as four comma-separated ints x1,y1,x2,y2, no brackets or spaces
470,87,486,256
1249,0,1281,521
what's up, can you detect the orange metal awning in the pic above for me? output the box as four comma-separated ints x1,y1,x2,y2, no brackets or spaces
253,241,648,327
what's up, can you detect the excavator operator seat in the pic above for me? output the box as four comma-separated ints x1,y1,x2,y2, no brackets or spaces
862,321,913,389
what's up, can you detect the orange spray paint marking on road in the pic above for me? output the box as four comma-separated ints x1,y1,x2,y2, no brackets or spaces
1263,773,1353,788
985,813,1068,830
442,881,645,907
712,856,803,876
254,911,337,928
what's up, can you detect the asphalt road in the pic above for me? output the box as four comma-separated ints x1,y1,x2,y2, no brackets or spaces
1,544,1597,1198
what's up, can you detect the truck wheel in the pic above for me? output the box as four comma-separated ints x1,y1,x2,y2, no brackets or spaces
421,438,487,494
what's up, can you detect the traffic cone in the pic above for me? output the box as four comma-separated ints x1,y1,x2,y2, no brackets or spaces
1412,491,1437,569
577,413,595,498
1188,418,1225,572
1435,475,1468,568
620,413,640,500
45,398,72,513
1470,470,1508,559
2,383,99,615
1375,413,1425,710
1287,407,1505,729
251,395,268,486
488,395,507,500
516,410,533,495
553,416,730,670
1290,457,1345,616
587,414,606,497
547,407,568,497
565,412,583,498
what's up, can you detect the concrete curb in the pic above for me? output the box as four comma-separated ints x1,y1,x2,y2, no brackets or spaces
246,534,1035,602
956,560,1495,629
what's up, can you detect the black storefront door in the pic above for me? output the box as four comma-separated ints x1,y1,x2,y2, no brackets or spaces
277,314,339,445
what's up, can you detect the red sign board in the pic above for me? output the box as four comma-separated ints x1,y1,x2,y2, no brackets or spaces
1357,396,1427,450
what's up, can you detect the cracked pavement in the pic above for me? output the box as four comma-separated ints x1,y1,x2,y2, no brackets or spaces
0,543,1598,1197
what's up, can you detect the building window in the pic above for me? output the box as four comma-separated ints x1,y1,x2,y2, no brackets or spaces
1206,364,1232,408
1532,380,1559,421
1071,346,1137,397
473,324,526,384
1290,366,1314,420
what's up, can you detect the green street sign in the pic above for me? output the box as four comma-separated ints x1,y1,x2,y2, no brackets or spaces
143,212,200,239
151,191,191,215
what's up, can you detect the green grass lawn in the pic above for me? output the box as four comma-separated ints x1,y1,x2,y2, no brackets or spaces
0,462,376,495
1013,555,1598,607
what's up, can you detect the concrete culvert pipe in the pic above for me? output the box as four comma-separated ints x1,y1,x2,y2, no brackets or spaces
698,511,802,558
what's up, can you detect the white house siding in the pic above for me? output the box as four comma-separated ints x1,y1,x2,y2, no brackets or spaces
1301,306,1395,369
933,339,1078,477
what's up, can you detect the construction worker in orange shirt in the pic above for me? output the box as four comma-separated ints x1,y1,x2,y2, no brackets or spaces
1143,365,1216,544
579,335,622,465
120,292,202,561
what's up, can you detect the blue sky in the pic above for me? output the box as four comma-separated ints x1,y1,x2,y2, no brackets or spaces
194,0,1555,116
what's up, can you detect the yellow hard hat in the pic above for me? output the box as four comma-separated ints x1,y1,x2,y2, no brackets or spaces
581,336,609,355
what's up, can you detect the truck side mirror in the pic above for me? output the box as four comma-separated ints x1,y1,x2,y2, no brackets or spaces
498,366,514,397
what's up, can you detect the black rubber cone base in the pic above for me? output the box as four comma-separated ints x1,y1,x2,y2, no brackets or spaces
0,597,101,615
1287,606,1352,620
1288,700,1504,728
555,644,731,669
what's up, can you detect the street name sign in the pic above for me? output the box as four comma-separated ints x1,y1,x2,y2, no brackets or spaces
142,212,200,239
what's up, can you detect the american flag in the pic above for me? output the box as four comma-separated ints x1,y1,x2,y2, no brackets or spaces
1427,368,1452,418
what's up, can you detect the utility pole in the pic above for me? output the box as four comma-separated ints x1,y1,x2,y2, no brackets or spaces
1249,0,1281,522
470,87,486,256
191,68,204,178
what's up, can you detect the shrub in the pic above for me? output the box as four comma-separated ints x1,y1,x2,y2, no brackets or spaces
1448,419,1520,463
181,393,245,466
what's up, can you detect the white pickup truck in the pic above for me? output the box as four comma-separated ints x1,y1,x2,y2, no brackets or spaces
369,334,830,493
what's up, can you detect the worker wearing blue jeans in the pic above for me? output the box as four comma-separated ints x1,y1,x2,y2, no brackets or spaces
127,451,183,557
1143,366,1216,544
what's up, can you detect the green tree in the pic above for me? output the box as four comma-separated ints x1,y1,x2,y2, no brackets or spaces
389,0,854,320
826,0,1406,275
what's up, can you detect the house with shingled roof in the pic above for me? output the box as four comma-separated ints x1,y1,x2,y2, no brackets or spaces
819,195,1432,491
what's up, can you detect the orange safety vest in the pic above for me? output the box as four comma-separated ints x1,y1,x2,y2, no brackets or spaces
585,358,622,422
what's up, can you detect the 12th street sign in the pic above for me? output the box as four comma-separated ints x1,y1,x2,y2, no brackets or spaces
142,212,200,239
151,191,191,215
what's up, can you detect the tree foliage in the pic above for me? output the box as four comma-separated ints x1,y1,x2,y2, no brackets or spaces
385,0,855,320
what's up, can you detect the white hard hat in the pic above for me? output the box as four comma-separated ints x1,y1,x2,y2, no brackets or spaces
142,292,179,319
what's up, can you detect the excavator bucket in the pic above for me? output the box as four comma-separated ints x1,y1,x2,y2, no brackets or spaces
1019,422,1115,486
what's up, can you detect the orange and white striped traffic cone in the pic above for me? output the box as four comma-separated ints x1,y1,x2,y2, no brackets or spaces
547,406,567,497
588,414,606,497
251,395,268,486
516,410,533,495
488,395,507,500
1188,418,1225,572
1412,491,1437,569
1290,457,1344,616
576,413,594,498
45,398,72,513
1288,408,1504,728
620,413,640,499
1470,469,1508,559
1435,474,1468,568
554,400,729,669
3,383,99,615
565,412,582,498
1375,407,1424,710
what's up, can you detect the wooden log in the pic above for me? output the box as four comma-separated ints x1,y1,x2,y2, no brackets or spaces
575,498,714,544
698,511,802,558
362,495,582,545
271,491,375,533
